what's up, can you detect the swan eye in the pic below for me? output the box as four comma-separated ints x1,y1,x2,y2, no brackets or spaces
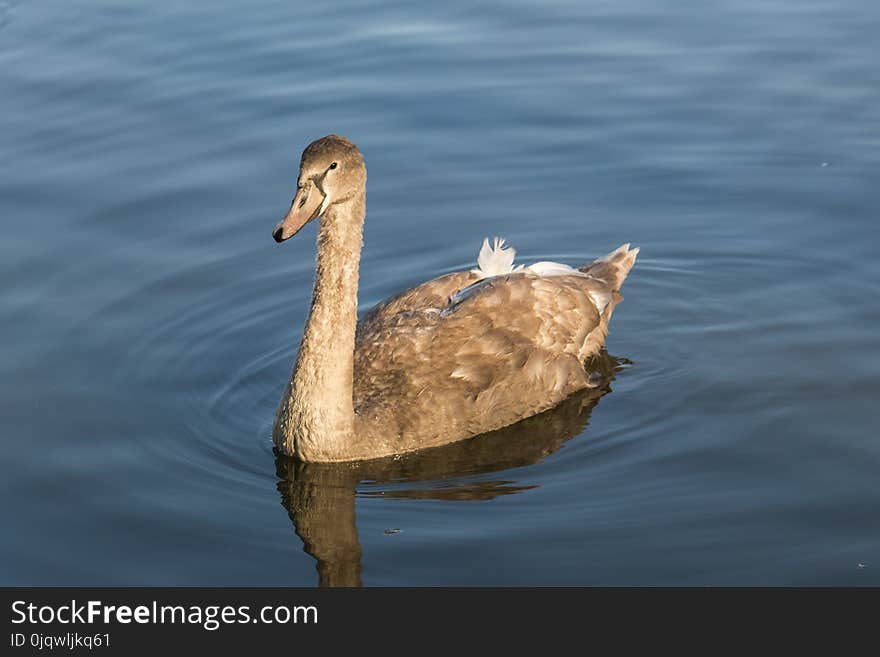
329,162,338,170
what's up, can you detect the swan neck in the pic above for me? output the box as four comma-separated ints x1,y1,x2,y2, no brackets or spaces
275,190,365,461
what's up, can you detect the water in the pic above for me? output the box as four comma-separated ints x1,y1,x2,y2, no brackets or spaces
2,0,878,586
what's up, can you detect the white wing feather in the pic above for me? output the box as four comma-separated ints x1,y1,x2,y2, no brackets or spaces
471,237,517,277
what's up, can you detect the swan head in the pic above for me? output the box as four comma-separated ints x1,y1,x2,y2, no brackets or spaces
273,134,366,243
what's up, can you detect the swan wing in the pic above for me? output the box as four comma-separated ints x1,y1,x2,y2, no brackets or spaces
352,242,637,449
353,272,611,443
357,271,478,341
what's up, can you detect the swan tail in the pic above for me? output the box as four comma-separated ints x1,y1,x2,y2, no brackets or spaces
578,243,639,291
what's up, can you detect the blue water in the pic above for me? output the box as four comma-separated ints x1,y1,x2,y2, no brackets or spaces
2,0,879,585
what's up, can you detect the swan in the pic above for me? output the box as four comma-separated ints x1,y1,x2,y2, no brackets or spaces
271,135,638,462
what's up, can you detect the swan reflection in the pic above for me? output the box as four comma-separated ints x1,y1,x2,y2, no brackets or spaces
275,351,625,586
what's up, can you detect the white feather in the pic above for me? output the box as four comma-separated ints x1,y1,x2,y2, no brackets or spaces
587,289,612,314
471,237,517,278
523,261,578,277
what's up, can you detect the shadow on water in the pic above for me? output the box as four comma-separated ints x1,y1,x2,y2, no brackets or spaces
275,351,625,586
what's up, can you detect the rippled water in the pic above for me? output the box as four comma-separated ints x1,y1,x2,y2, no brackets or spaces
2,0,879,585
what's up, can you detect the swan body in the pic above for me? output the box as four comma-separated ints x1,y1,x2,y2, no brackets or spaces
272,135,638,462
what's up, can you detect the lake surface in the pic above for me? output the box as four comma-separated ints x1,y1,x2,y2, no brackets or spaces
2,0,878,586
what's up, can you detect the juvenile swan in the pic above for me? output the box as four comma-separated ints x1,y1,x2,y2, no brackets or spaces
271,135,638,462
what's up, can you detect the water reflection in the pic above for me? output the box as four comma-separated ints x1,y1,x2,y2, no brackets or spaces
275,352,625,586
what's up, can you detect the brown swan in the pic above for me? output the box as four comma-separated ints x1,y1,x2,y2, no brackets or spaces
271,135,638,462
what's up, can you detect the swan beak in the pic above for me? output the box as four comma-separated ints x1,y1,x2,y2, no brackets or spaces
273,185,324,243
